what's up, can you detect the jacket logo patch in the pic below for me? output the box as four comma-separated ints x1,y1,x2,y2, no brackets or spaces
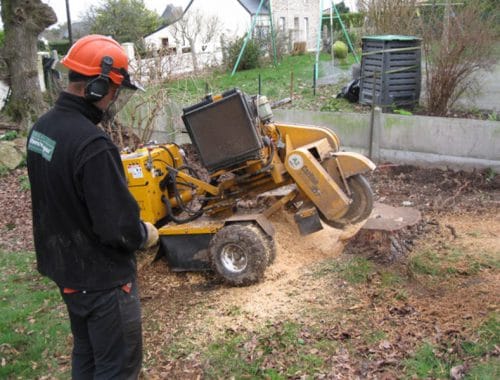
28,131,56,162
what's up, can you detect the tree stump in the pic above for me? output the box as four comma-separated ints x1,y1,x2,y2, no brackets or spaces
343,203,422,263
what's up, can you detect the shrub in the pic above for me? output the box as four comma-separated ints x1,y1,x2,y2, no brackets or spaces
255,27,289,62
222,36,261,71
322,12,364,32
359,0,419,35
48,40,71,55
333,41,348,58
0,131,18,141
420,2,497,115
333,29,360,52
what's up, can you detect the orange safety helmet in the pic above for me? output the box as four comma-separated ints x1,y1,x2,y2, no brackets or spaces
61,34,133,88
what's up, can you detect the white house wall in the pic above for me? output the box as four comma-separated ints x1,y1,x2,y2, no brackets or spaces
145,0,251,52
272,0,321,51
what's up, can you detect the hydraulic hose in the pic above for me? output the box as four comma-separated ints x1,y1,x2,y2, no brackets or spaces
160,164,204,223
161,194,202,224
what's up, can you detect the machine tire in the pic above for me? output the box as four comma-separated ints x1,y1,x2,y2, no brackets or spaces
264,235,277,265
209,223,268,286
320,174,374,228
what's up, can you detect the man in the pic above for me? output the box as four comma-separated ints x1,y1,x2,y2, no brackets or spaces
26,35,158,379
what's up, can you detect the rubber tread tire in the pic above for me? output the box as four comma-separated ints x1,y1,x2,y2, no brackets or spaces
209,224,268,286
264,236,277,265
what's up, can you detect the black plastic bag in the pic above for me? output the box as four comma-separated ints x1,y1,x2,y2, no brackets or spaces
337,79,360,103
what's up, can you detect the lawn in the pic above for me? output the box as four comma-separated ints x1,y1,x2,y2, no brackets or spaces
165,52,359,106
0,251,70,379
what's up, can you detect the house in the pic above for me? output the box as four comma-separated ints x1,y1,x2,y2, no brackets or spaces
144,0,321,54
144,0,251,54
139,1,322,77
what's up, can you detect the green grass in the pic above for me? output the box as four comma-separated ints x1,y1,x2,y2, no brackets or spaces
0,164,8,177
315,257,375,285
203,321,327,378
409,250,442,276
167,53,326,102
462,313,500,358
0,251,70,379
466,360,500,380
18,174,30,191
408,247,500,279
0,130,18,141
364,329,387,345
379,270,403,287
404,313,500,379
404,342,450,378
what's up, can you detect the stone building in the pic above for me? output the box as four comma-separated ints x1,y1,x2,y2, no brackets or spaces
269,0,321,51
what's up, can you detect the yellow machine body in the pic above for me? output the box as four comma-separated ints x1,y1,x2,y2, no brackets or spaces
121,122,375,228
121,144,187,224
119,89,376,284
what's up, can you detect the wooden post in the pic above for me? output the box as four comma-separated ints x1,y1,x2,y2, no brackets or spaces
368,71,379,159
290,71,294,101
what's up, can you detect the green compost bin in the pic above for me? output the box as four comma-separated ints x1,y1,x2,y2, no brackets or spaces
359,35,421,109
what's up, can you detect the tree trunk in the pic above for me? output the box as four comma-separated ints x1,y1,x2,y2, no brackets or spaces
0,0,57,131
188,38,198,72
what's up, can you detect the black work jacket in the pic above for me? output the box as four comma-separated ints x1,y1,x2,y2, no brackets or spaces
27,92,146,290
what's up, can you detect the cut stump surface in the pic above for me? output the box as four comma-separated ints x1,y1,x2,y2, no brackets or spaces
344,202,423,263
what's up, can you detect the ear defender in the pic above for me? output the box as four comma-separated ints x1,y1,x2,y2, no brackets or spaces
84,56,114,102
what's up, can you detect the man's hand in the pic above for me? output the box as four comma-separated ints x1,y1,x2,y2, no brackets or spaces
143,222,159,248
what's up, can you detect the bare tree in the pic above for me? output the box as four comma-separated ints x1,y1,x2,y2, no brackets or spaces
359,0,419,35
0,0,57,131
421,3,497,115
169,8,222,72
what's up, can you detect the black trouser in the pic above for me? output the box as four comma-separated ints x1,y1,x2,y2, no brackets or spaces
61,282,142,380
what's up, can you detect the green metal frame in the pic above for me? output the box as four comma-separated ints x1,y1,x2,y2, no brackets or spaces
231,0,277,76
332,1,359,64
315,0,360,80
268,0,277,65
314,0,324,82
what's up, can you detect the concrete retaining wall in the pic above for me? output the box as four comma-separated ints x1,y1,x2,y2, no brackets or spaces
273,109,500,172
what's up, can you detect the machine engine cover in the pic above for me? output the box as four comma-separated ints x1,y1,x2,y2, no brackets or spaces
182,88,263,172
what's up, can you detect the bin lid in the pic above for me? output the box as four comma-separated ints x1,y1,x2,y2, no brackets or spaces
362,35,421,41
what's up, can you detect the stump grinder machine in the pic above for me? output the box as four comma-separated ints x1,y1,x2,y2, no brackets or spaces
120,89,375,286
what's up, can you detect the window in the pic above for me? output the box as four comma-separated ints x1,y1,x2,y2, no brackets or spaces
279,17,286,31
256,25,270,38
161,38,169,48
294,17,299,30
304,17,309,41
